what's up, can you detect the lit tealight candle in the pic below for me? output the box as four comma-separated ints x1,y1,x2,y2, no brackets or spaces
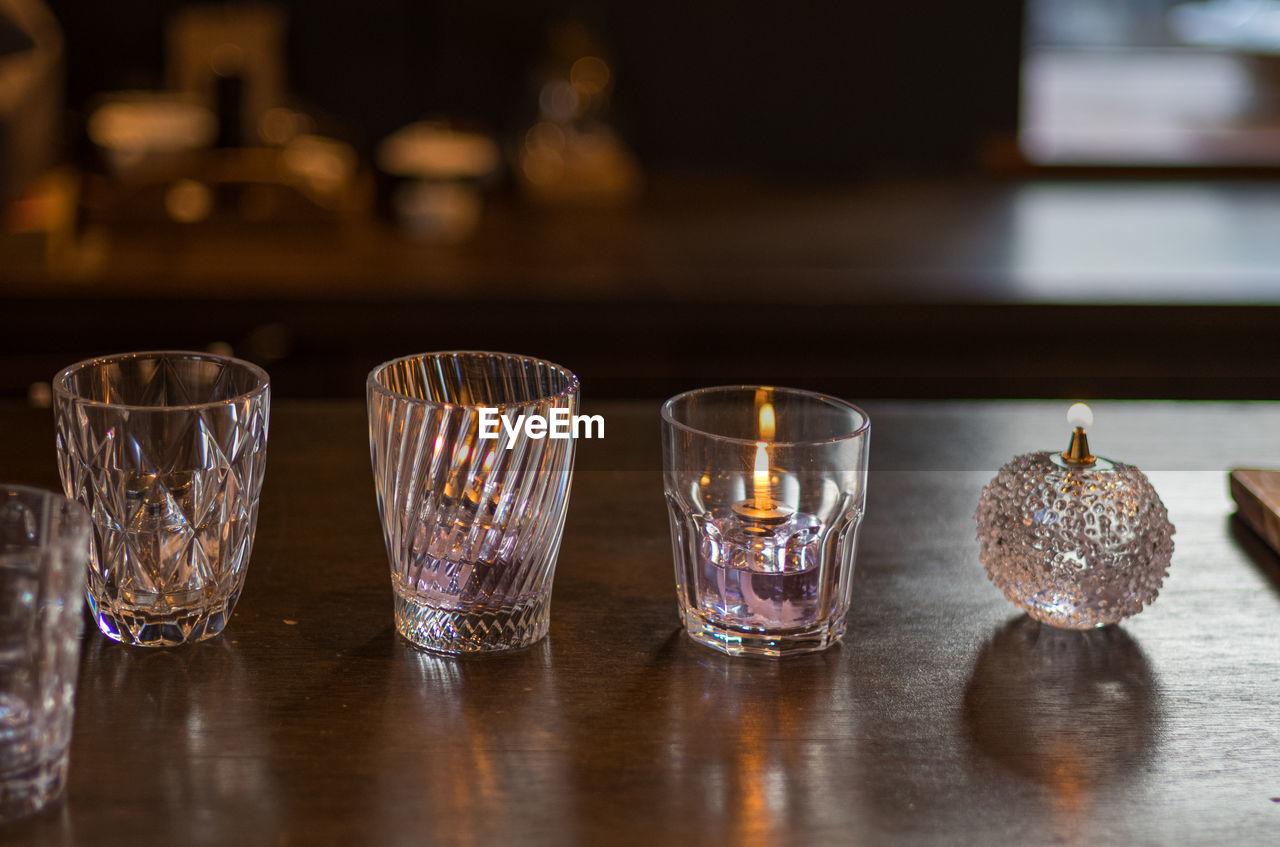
733,399,791,523
752,440,771,512
758,399,775,440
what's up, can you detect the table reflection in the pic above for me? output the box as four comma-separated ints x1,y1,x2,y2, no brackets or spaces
964,616,1160,837
74,634,280,840
364,639,578,847
569,632,859,845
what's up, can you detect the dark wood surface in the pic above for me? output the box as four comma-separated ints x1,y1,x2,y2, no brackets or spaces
1,399,1279,846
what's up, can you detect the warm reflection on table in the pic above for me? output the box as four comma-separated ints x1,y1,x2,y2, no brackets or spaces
0,399,1278,845
964,619,1159,842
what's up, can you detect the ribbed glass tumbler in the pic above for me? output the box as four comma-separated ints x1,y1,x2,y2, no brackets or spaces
662,386,870,658
367,352,580,654
53,351,270,647
0,487,89,821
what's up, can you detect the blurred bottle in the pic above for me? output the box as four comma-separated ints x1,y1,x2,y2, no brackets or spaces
376,120,501,243
0,0,63,209
517,21,641,207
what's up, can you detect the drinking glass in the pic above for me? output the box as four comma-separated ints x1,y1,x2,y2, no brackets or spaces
661,386,870,657
0,486,89,820
367,351,579,654
53,351,270,647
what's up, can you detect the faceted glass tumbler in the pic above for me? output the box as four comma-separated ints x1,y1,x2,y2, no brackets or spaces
367,351,579,654
53,351,270,647
661,386,870,658
0,486,89,820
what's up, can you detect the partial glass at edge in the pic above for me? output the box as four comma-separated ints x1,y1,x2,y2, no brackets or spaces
367,351,579,655
0,486,89,820
52,351,270,647
661,386,870,658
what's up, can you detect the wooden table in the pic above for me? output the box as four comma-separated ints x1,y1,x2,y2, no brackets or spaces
1,399,1278,845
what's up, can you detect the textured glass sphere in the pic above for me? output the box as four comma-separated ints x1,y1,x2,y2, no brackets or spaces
975,452,1175,629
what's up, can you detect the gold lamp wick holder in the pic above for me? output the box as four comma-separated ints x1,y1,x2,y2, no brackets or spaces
1062,426,1095,465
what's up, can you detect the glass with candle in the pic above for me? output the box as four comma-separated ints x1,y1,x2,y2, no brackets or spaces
661,386,870,658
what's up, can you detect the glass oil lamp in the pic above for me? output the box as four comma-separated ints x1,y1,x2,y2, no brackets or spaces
975,404,1175,629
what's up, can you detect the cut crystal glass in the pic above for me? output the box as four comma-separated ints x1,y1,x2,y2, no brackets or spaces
53,351,270,647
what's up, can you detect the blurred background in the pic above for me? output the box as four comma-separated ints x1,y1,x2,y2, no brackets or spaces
3,0,1280,402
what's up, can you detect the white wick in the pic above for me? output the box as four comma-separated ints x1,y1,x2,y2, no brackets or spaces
1067,402,1093,429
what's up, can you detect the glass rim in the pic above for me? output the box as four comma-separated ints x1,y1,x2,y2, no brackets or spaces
366,350,580,408
661,384,870,447
52,350,270,412
0,484,90,529
1,483,76,503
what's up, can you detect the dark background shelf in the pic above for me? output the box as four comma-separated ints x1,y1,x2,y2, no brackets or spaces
6,178,1280,401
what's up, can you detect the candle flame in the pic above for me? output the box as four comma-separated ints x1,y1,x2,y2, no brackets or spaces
753,395,775,511
753,440,771,511
758,402,775,441
1066,402,1093,430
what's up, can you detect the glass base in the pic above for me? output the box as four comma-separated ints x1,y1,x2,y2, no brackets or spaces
88,590,236,647
681,608,846,658
0,755,68,822
393,591,551,655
